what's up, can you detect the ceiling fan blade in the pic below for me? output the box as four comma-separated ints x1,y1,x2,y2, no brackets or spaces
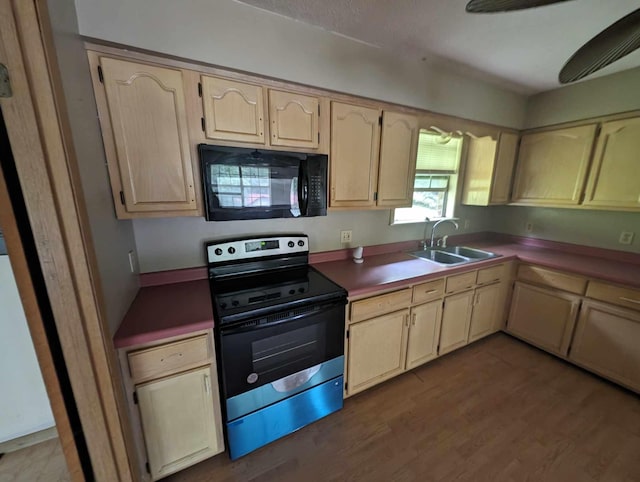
466,0,573,13
560,8,640,84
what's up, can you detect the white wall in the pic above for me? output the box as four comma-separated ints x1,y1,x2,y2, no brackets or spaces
0,256,54,443
134,205,492,272
48,0,139,334
525,66,640,128
74,0,527,128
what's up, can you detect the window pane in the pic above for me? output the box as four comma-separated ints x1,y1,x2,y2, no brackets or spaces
415,131,462,171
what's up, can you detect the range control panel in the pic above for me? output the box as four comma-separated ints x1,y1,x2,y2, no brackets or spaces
206,235,308,264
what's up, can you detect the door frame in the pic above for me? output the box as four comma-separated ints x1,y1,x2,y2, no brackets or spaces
0,1,137,480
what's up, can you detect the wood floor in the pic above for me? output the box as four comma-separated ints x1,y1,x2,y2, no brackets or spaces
0,437,70,482
167,333,640,482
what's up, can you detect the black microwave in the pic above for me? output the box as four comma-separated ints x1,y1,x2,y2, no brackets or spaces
199,144,328,221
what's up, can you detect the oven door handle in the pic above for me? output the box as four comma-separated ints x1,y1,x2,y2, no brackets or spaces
219,298,347,334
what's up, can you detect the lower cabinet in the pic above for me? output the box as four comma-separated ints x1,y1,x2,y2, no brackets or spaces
468,282,502,343
439,290,474,355
118,330,224,481
506,281,581,356
137,366,221,480
406,300,443,370
569,300,640,392
347,309,409,395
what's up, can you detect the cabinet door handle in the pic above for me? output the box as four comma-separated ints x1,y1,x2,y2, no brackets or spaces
204,374,211,395
405,314,410,327
412,313,416,326
619,296,640,305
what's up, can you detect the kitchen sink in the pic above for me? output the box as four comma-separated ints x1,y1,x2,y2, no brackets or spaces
440,246,500,260
410,246,500,266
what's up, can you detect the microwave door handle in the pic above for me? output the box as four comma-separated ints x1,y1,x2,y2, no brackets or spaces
298,163,309,215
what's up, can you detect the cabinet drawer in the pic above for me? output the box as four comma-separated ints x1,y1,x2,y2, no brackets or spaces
477,264,504,285
586,281,640,312
517,264,586,295
128,335,211,382
350,289,412,323
445,271,477,294
412,278,445,304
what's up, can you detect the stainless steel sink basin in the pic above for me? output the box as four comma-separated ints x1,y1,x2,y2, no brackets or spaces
410,249,469,265
440,246,499,260
410,246,500,266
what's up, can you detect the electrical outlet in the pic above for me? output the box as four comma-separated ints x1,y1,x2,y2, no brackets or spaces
340,230,352,244
525,222,534,233
128,250,137,273
619,231,634,245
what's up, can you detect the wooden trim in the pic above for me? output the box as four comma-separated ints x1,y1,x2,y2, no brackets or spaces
0,153,83,480
0,1,137,480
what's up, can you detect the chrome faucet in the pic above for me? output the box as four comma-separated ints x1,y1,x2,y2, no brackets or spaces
421,217,431,250
430,218,459,248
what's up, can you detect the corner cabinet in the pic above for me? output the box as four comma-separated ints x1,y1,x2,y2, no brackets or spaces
89,54,199,218
118,331,224,481
511,124,597,206
461,131,518,206
330,102,418,208
583,116,640,210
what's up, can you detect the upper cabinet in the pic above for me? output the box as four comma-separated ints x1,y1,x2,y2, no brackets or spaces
460,130,518,207
330,102,418,208
377,112,420,207
512,124,597,206
89,54,198,218
330,102,382,207
200,76,323,150
268,89,320,149
200,76,265,144
583,116,640,210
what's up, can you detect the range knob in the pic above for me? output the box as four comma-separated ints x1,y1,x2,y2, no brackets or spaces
228,247,236,254
289,289,295,295
214,248,223,256
298,240,305,247
232,300,239,307
298,287,305,293
288,241,295,248
220,302,227,309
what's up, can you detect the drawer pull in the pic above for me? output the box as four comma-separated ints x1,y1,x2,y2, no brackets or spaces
160,352,183,363
424,289,439,295
619,296,640,305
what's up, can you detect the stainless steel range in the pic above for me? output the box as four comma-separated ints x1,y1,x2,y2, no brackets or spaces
206,234,347,459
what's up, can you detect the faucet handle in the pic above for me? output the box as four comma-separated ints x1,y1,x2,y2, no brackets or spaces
441,235,449,248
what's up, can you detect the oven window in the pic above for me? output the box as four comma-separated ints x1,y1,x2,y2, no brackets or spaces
252,324,319,377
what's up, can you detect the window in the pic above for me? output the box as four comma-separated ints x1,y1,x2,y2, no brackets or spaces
392,129,462,224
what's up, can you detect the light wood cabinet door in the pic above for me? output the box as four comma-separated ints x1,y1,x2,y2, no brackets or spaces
406,300,443,370
461,135,498,206
507,282,581,356
439,290,474,355
347,309,409,395
583,117,640,210
201,76,265,144
330,102,381,207
468,283,501,342
512,125,597,205
268,89,319,149
569,300,640,393
490,132,519,204
98,57,197,216
137,366,222,480
377,111,419,207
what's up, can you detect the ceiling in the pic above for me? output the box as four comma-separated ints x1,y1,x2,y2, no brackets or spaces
236,0,640,94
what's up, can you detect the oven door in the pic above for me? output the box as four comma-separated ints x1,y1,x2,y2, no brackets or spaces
217,298,345,400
